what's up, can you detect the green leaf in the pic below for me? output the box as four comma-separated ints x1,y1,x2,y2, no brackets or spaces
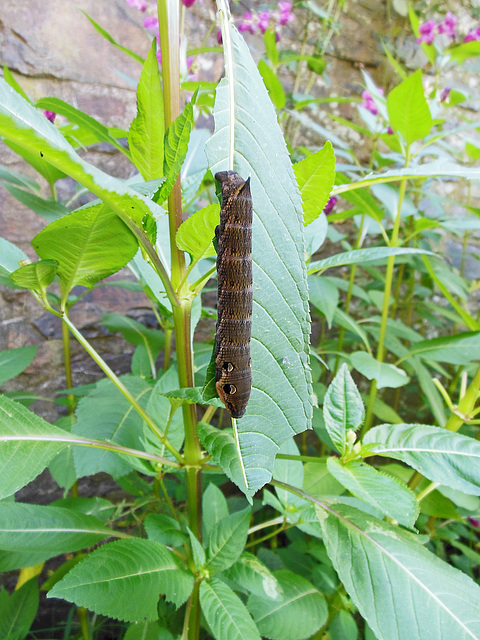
387,70,432,144
351,352,409,389
326,458,419,528
0,395,74,499
406,332,480,365
223,552,282,600
329,610,358,640
247,569,327,640
101,313,164,372
187,527,206,569
0,503,112,562
1,181,69,221
73,376,152,478
128,39,164,181
176,203,219,263
309,247,433,274
293,142,336,224
333,308,371,352
32,203,138,301
144,514,188,548
82,11,144,63
0,346,38,385
200,578,261,640
48,538,194,622
263,29,279,66
202,483,229,539
335,173,384,222
9,259,57,291
410,357,446,427
155,94,196,204
447,40,480,64
206,24,313,493
323,364,365,455
206,506,251,573
364,424,480,496
308,275,339,328
36,97,126,154
0,579,38,640
258,59,286,110
0,238,28,286
273,439,305,510
2,64,31,103
197,422,251,498
0,77,164,246
317,502,480,640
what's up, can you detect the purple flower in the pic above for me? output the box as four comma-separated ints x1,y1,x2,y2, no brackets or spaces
181,0,196,7
440,87,451,102
216,29,223,44
468,517,480,528
417,19,436,44
387,125,394,134
323,196,337,215
238,12,256,34
438,11,457,38
258,10,271,34
464,24,480,42
143,15,158,30
43,110,56,123
278,1,294,26
126,0,147,11
360,89,382,115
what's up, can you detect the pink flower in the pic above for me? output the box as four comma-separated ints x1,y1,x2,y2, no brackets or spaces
360,89,383,115
278,1,294,26
238,12,256,34
438,11,457,38
440,87,451,102
216,29,223,45
464,24,480,42
126,0,147,11
387,125,394,134
323,196,337,215
143,15,158,30
181,0,196,6
468,517,480,528
43,110,56,123
258,10,271,34
417,19,436,44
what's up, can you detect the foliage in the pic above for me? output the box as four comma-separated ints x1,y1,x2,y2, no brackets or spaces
0,1,480,639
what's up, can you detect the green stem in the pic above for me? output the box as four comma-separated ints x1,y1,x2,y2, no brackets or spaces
62,313,183,463
362,161,409,435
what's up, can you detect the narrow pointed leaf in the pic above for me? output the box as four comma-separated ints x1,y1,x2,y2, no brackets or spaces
48,539,194,622
293,141,336,224
128,39,164,180
206,23,313,493
323,364,364,455
326,458,418,528
309,247,433,274
406,331,480,365
2,181,69,221
317,502,480,640
206,507,251,573
200,578,261,640
364,423,480,495
0,579,38,640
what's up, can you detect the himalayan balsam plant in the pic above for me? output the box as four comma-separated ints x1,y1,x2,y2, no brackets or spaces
0,1,480,639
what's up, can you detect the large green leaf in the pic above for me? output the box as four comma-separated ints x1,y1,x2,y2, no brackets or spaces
0,77,164,244
326,458,418,528
247,569,327,640
316,502,480,640
387,70,432,145
0,395,72,499
72,376,152,478
206,506,251,573
205,20,313,492
200,578,261,640
175,203,219,264
0,503,112,562
0,579,38,640
406,331,480,365
48,538,194,622
364,423,480,496
32,203,138,300
128,39,164,181
0,346,38,385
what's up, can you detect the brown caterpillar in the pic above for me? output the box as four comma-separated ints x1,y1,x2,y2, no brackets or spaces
214,171,253,419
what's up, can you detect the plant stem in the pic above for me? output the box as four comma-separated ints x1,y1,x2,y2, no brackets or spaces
363,167,409,434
